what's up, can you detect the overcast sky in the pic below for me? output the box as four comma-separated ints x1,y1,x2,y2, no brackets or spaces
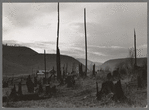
3,3,147,63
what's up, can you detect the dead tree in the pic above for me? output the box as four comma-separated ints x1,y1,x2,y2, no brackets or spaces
93,64,95,76
134,29,143,89
63,65,66,79
56,2,61,81
134,29,137,69
44,50,47,84
79,63,83,77
84,8,87,77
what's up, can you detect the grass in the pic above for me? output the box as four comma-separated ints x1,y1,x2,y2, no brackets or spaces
3,73,147,108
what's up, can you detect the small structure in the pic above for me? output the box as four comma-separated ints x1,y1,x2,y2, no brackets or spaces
36,70,51,78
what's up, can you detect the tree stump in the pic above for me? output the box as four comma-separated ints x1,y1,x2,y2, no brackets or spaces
18,82,23,96
65,75,75,87
107,72,112,81
112,80,127,102
9,85,18,101
96,81,114,100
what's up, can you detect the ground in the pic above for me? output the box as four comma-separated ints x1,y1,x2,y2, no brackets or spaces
2,73,147,108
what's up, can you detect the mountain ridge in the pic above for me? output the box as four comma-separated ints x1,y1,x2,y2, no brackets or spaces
3,45,85,76
100,57,147,72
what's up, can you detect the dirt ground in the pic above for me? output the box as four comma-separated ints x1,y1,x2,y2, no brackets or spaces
2,74,147,108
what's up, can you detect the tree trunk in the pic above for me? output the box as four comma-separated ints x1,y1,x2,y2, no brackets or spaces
56,2,61,81
93,64,95,76
44,50,47,82
84,8,87,77
134,29,137,68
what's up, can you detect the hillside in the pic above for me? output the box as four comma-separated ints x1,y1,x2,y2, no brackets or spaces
3,45,38,55
3,45,85,76
100,57,147,72
76,58,102,71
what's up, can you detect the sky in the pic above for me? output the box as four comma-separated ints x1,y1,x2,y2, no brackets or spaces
2,3,147,63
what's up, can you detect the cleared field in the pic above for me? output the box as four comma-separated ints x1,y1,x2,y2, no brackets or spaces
2,72,147,108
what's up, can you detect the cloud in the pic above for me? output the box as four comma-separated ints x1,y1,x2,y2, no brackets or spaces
88,45,128,57
3,40,18,44
89,51,107,56
3,3,57,27
3,40,56,53
2,3,147,63
88,45,125,49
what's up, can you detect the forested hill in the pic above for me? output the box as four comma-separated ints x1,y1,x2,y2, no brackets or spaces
3,45,85,76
